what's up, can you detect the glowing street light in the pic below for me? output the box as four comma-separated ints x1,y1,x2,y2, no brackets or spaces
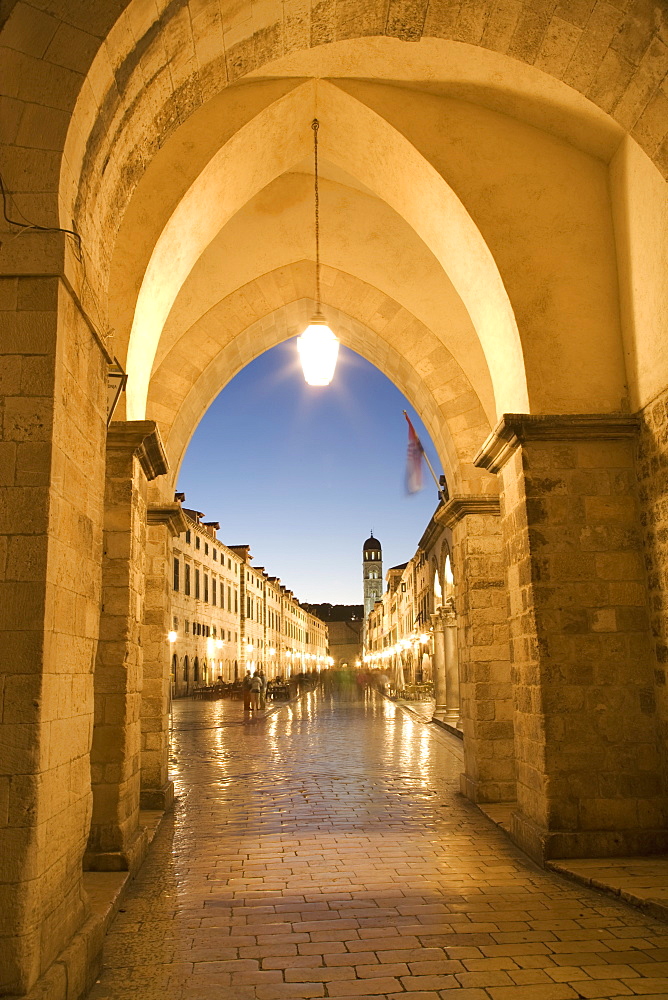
298,120,339,387
298,317,339,386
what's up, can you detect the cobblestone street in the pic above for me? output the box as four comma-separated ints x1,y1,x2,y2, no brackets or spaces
88,691,668,1000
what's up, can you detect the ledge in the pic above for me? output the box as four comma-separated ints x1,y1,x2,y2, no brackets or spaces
23,809,168,1000
546,856,668,924
435,494,500,528
474,413,640,474
107,420,169,480
147,502,189,537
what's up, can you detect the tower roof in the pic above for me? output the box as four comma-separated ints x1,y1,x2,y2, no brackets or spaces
363,535,381,550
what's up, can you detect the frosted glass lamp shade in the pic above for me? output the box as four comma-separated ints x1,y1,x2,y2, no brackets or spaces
297,315,340,386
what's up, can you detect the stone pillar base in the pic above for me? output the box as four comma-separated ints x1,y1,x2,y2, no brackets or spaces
460,771,516,805
511,809,668,864
21,909,105,1000
432,717,463,740
83,826,150,875
140,779,175,811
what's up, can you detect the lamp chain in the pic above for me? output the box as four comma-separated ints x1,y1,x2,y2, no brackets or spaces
312,118,321,312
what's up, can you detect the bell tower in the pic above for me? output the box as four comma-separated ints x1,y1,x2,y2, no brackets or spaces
363,533,383,618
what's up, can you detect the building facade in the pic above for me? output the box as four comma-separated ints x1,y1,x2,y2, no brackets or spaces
363,505,460,729
170,508,243,696
171,507,329,696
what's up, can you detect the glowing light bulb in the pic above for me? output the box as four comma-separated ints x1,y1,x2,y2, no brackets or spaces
297,316,339,386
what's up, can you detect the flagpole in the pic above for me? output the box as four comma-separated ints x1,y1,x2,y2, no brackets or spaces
403,410,449,506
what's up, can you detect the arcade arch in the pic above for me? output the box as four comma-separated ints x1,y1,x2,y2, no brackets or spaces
1,3,667,997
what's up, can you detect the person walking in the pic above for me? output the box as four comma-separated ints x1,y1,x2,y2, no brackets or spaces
242,670,253,712
249,670,262,712
257,669,267,710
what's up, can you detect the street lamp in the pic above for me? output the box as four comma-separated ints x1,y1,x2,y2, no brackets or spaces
297,120,339,387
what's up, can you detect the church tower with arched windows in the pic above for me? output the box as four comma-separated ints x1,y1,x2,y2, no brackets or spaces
363,533,383,619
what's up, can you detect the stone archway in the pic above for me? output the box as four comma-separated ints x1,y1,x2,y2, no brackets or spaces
1,4,668,997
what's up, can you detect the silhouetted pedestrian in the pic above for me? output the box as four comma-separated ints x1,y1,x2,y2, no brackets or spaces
242,670,252,711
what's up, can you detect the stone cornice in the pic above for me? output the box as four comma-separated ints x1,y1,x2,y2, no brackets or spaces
107,420,169,480
147,502,188,537
435,494,501,528
474,413,640,474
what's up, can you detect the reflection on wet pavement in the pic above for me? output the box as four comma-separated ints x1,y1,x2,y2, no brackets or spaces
88,690,668,1000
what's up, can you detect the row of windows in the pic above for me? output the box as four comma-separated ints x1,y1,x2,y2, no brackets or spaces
174,559,239,610
173,616,238,642
183,529,238,572
176,555,322,637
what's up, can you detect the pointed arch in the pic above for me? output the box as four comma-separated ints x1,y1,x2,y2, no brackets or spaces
124,80,524,421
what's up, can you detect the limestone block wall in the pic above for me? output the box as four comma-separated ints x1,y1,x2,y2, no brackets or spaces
86,445,146,867
443,499,516,805
141,504,186,810
0,276,107,993
486,416,668,861
86,423,168,872
637,388,668,779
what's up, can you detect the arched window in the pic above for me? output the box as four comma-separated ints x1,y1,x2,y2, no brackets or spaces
193,657,200,683
434,568,442,608
183,656,189,682
444,554,454,597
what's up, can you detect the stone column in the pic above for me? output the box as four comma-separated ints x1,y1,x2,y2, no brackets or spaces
442,600,462,728
439,496,516,805
0,266,108,995
141,501,188,810
85,421,168,872
430,612,447,720
476,414,668,861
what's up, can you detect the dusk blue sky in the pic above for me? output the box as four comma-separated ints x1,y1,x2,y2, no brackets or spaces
177,339,443,605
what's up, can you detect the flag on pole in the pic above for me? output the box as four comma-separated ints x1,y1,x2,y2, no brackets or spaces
404,410,425,494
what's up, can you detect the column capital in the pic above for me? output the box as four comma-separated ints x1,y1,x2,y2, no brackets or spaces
147,502,188,537
107,420,169,480
431,602,456,628
435,493,500,528
474,413,640,474
440,599,457,625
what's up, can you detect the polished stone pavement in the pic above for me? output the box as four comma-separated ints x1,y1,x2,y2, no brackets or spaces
88,690,668,1000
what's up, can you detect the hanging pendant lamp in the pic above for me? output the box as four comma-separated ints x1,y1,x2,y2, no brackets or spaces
297,119,340,386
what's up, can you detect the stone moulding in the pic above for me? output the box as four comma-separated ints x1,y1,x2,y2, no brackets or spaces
147,501,189,536
473,413,641,474
435,494,501,528
107,419,169,479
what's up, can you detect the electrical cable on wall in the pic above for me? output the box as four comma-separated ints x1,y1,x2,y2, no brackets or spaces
0,169,126,421
0,171,82,260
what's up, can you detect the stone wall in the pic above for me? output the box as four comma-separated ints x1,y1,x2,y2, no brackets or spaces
441,498,516,805
637,387,668,779
0,276,107,994
141,503,186,811
480,415,668,861
86,423,168,873
328,619,363,668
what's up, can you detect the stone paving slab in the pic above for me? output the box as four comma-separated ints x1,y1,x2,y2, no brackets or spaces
88,690,668,1000
547,858,668,925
